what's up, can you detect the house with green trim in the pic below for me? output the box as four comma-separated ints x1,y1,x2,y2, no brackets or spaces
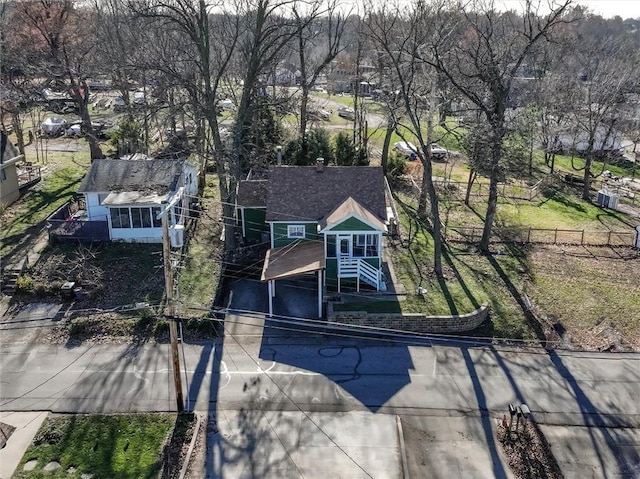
236,160,390,317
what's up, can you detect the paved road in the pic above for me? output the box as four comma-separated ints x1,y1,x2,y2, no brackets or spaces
2,336,639,422
2,326,640,477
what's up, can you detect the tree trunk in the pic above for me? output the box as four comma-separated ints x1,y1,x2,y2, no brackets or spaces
479,172,499,253
381,118,394,175
421,156,443,276
582,154,593,201
71,82,103,160
465,168,476,206
11,111,25,156
479,141,502,252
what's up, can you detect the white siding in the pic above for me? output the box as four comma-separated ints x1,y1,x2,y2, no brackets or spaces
110,227,162,243
85,192,109,221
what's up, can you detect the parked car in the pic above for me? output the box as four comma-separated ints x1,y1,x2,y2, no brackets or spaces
41,117,68,136
65,123,83,137
308,109,331,121
430,143,449,161
393,141,418,159
218,98,235,111
393,141,449,161
65,121,109,139
113,96,127,112
337,106,355,120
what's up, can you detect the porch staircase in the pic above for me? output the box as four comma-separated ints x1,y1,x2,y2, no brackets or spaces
1,257,28,296
338,257,386,291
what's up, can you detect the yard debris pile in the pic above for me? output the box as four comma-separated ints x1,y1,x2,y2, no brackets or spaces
498,420,564,479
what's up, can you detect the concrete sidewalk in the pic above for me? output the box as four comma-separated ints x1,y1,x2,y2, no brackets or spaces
0,411,48,479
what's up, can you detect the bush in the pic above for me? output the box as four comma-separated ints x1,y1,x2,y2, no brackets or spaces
387,151,407,178
284,128,334,165
69,319,88,336
334,132,357,165
16,275,35,293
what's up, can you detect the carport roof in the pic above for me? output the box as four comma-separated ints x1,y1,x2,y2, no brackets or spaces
261,241,325,282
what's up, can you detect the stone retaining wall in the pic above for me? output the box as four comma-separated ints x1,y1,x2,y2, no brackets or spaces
327,302,490,334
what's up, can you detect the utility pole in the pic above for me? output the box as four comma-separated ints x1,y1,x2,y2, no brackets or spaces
161,202,184,412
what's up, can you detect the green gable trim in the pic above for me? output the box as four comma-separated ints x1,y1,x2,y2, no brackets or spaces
324,216,377,232
271,221,320,248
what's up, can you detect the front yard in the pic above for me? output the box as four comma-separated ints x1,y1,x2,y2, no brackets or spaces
12,413,195,479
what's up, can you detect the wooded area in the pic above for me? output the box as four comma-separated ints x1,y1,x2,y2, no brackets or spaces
2,0,639,277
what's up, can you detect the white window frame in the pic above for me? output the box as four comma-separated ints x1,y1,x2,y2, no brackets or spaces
287,224,305,239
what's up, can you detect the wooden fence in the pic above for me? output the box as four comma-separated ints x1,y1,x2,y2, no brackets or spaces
433,177,544,201
402,176,544,202
444,225,638,247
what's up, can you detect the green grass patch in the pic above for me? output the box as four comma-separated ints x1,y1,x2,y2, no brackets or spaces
14,414,174,479
178,174,223,316
390,197,535,339
1,155,89,258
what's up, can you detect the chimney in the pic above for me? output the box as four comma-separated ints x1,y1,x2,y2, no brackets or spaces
316,157,324,172
275,145,282,166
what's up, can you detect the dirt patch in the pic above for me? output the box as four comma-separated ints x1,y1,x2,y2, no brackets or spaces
498,421,564,479
0,422,16,449
161,413,199,479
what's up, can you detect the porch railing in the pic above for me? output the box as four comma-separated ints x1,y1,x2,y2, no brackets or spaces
338,257,380,290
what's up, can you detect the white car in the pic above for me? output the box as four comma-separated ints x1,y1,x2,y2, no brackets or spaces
430,143,449,161
65,124,82,137
41,117,67,136
393,141,419,159
337,106,355,120
113,96,127,111
218,98,235,111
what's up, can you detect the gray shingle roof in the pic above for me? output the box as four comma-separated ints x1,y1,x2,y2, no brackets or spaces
237,180,267,207
78,158,184,194
265,166,386,222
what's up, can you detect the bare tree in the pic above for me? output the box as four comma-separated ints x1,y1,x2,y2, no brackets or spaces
428,0,572,252
365,1,447,277
10,0,104,159
293,0,346,144
559,16,639,199
231,0,306,176
130,0,241,249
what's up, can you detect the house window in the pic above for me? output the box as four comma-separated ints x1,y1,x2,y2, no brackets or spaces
326,235,336,257
287,225,305,239
0,169,6,182
110,207,131,228
354,234,379,257
111,207,160,229
131,207,152,228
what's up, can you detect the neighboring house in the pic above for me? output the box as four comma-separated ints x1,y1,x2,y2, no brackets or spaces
70,156,198,244
1,131,25,206
236,161,390,318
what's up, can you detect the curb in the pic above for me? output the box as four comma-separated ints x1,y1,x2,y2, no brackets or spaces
178,412,202,479
396,415,410,479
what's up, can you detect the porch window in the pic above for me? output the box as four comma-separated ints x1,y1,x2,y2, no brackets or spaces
288,225,305,239
111,207,161,229
110,207,131,228
131,207,152,228
354,234,379,257
326,235,336,257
